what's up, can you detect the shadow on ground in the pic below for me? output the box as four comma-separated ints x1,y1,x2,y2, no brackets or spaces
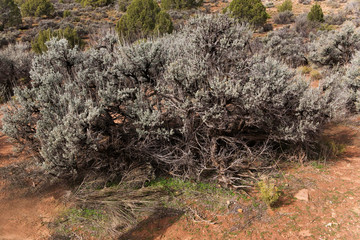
118,208,184,240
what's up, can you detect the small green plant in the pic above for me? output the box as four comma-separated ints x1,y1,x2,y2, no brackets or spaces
307,4,324,22
258,179,281,207
319,23,336,31
326,140,346,156
310,69,321,80
298,65,311,74
63,10,71,18
311,161,325,170
55,208,109,237
277,0,292,12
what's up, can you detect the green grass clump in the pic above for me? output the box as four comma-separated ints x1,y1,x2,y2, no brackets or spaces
258,179,281,207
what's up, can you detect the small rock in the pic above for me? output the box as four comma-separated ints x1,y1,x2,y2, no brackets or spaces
299,230,312,237
294,189,309,202
237,208,243,213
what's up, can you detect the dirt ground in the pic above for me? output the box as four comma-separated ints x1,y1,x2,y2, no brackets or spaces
0,134,67,240
1,117,360,240
120,117,360,240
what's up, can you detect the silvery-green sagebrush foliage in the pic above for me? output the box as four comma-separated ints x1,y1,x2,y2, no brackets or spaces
309,21,360,67
343,50,360,111
0,42,32,102
2,15,343,186
263,27,308,67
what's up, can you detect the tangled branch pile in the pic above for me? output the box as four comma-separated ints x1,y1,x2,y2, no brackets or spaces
2,15,346,188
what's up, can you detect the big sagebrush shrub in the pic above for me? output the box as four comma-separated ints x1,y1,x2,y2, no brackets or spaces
309,21,360,67
274,10,294,24
0,42,32,102
264,27,308,67
2,15,342,187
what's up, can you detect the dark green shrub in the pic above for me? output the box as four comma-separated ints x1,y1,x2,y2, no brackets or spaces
0,0,22,30
116,0,173,41
307,4,324,22
118,0,131,11
31,27,84,53
21,0,54,17
78,0,113,7
154,10,173,34
161,0,202,10
226,0,269,26
277,0,292,12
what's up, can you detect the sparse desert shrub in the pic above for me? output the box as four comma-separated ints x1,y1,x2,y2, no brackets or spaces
116,0,173,41
0,30,19,47
309,21,360,66
264,27,308,67
343,51,360,111
325,11,346,25
274,10,294,24
226,0,269,26
327,0,340,8
161,0,203,10
307,4,324,22
0,42,32,102
2,14,342,187
295,13,321,37
345,0,360,14
0,0,22,30
277,0,292,12
21,0,54,17
31,26,85,53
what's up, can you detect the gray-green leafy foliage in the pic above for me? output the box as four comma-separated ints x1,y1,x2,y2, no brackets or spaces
264,27,307,67
0,42,32,102
2,14,342,186
309,21,360,67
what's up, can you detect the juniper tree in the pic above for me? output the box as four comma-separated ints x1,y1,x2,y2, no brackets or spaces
226,0,269,26
0,0,22,30
21,0,54,17
116,0,173,41
307,4,324,22
31,27,85,54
